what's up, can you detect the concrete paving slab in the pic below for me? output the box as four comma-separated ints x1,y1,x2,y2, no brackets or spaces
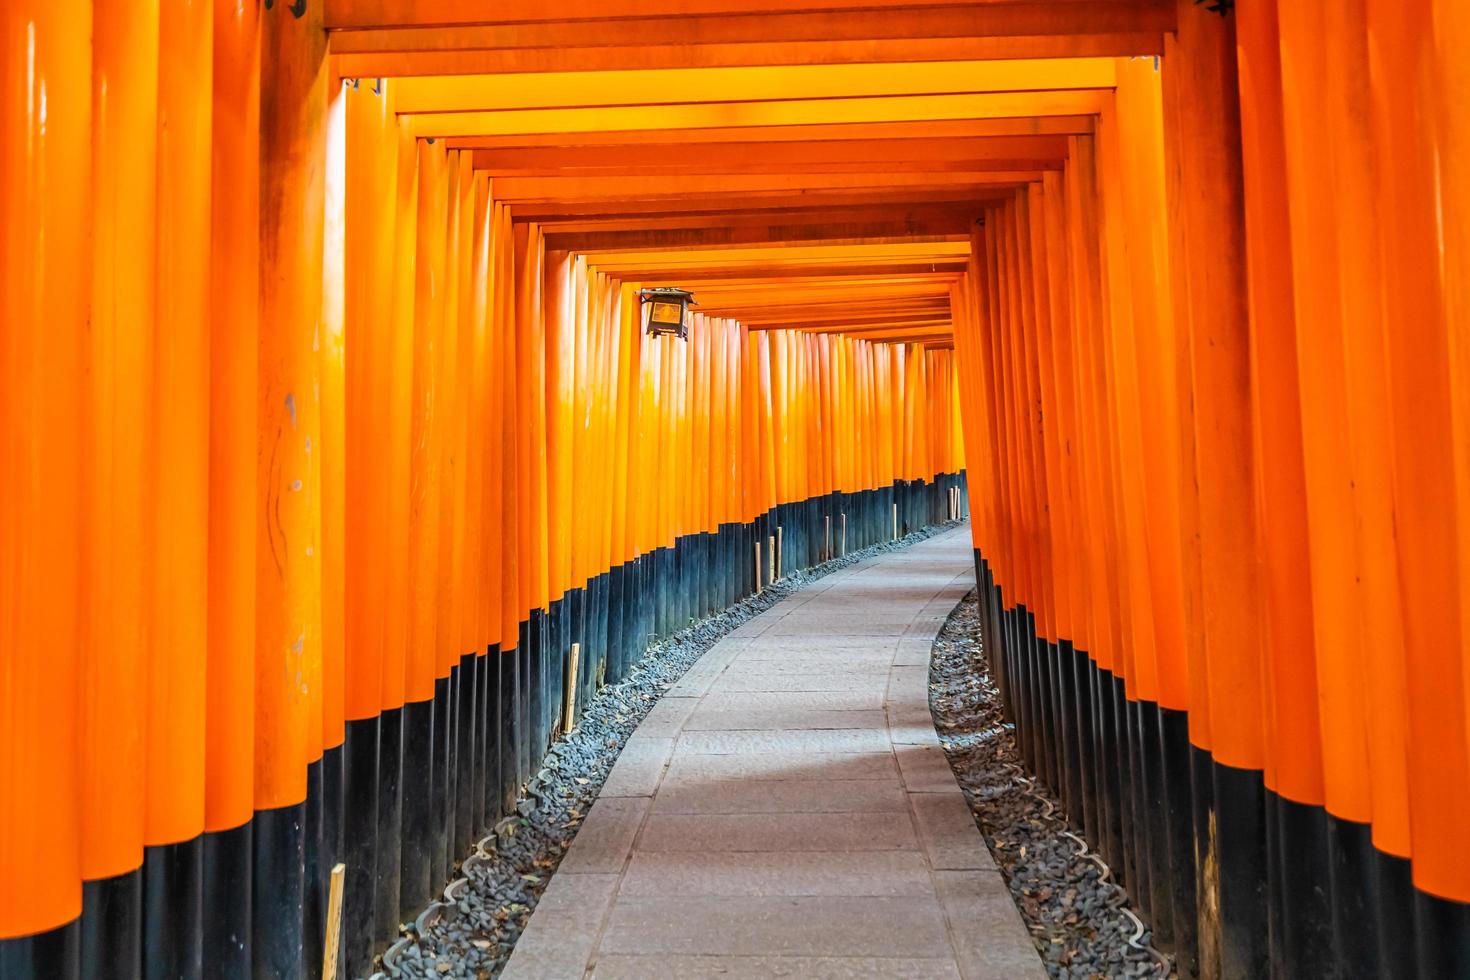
895,744,964,794
732,640,897,659
501,874,619,979
894,636,938,665
590,954,962,979
618,850,933,897
721,656,892,674
696,690,886,712
632,696,699,737
761,620,911,636
597,895,953,958
639,811,918,853
910,791,993,870
888,664,934,705
661,750,899,784
556,797,649,874
682,706,888,732
933,870,1047,979
598,736,674,798
889,704,944,746
651,777,908,814
533,871,621,916
708,671,891,693
674,728,892,755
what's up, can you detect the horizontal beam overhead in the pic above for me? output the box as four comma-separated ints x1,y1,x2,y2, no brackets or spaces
333,34,1163,78
326,0,1173,81
469,135,1071,176
511,188,1016,220
592,261,969,280
584,240,970,264
390,59,1115,113
748,317,953,333
445,116,1095,149
543,225,972,251
533,204,979,234
489,171,1042,203
408,90,1108,137
326,0,1175,31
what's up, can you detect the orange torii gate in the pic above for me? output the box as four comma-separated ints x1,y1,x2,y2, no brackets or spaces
3,1,1470,978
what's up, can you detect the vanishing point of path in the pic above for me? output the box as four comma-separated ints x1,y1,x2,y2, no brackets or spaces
502,528,1045,979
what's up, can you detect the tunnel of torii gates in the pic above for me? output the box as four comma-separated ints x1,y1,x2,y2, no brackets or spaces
3,0,1470,978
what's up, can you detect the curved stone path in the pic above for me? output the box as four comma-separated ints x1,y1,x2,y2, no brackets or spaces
502,528,1045,979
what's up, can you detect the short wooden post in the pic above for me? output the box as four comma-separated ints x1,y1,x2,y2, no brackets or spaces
841,513,847,554
892,502,899,541
565,642,581,732
825,515,831,560
754,541,763,593
776,525,784,579
767,534,776,582
322,862,346,980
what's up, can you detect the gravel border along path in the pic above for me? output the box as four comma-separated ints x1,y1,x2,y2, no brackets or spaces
928,589,1174,980
374,520,964,980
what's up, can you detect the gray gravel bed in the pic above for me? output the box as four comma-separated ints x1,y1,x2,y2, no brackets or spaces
375,521,963,979
928,590,1173,980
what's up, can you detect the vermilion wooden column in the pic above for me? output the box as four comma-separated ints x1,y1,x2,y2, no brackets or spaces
0,0,91,972
255,0,327,973
78,4,159,974
1236,4,1335,975
1162,5,1266,977
202,0,259,975
1366,4,1470,974
147,0,213,974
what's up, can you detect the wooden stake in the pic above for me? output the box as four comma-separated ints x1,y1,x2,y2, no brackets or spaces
825,515,832,560
565,642,581,732
768,534,776,582
322,862,346,980
777,525,784,578
893,502,899,540
754,541,763,593
842,513,848,554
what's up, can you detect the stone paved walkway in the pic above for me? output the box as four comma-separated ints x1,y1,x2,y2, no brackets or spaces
503,528,1045,979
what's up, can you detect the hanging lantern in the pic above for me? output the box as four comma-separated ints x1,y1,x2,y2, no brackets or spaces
639,287,696,340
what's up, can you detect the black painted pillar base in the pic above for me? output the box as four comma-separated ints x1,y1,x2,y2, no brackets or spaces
81,868,142,980
202,823,252,980
142,836,203,980
374,704,404,942
341,715,380,979
252,801,305,980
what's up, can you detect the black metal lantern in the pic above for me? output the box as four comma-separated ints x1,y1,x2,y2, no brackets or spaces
639,287,696,340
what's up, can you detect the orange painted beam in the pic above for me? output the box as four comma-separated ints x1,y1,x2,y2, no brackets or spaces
489,172,1044,203
333,34,1164,78
407,91,1109,139
535,205,980,235
509,188,1017,220
740,300,951,320
769,318,953,334
545,226,971,251
477,156,1062,178
467,136,1069,173
447,116,1095,150
392,60,1115,113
